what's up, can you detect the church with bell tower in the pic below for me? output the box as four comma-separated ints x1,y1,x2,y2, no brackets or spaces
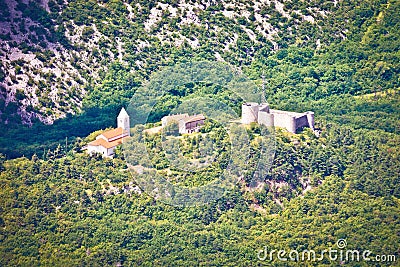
86,107,130,157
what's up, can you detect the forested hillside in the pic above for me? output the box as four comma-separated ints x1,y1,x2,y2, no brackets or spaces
0,0,399,266
0,123,399,265
0,0,399,125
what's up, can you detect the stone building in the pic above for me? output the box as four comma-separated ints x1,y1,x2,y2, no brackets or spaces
161,113,205,134
161,113,189,127
179,114,205,134
241,102,314,133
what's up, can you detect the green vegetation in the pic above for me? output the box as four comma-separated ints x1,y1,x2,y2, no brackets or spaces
0,0,399,265
0,121,398,265
1,0,399,155
1,0,399,123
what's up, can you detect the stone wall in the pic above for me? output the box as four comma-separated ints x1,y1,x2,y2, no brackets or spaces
295,114,308,129
306,111,315,130
258,111,274,127
270,110,296,133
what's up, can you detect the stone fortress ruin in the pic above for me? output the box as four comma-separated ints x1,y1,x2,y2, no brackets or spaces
241,74,315,133
241,102,314,133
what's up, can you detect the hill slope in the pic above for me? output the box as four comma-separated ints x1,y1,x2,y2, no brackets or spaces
0,0,398,125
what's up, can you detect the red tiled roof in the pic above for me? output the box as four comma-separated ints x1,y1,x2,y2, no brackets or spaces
100,127,128,140
88,137,128,149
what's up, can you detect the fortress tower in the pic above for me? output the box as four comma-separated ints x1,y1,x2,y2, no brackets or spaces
257,103,274,127
241,102,259,124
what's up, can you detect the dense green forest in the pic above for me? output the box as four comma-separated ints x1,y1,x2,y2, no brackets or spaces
0,0,399,265
1,122,399,265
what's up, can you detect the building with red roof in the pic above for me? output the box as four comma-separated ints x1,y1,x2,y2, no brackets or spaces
86,108,130,157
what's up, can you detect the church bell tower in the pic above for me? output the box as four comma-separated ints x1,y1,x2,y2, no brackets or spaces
117,107,130,136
